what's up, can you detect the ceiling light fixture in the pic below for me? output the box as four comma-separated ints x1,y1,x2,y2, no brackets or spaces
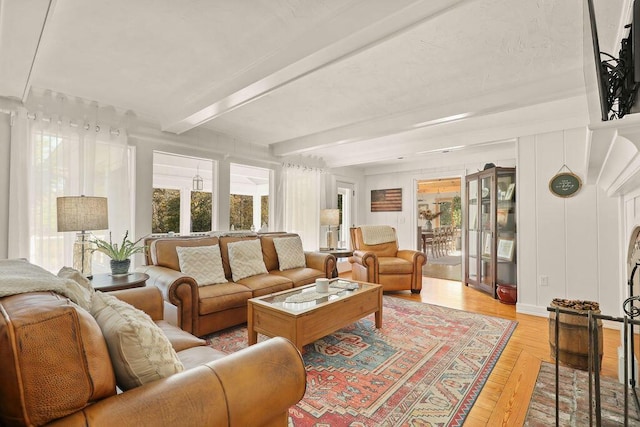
193,165,203,191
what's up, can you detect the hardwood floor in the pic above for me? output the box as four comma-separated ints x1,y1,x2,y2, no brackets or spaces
385,276,623,426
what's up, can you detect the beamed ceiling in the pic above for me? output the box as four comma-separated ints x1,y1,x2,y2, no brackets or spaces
0,0,629,171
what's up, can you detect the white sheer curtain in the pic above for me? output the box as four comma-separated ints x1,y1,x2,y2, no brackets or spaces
277,163,326,250
8,91,132,273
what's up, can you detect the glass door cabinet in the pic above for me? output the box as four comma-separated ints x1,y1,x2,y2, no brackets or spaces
464,167,516,298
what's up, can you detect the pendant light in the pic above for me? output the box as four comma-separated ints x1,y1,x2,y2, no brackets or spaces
193,164,203,191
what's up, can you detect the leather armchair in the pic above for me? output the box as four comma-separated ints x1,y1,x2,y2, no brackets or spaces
0,286,306,427
349,226,426,293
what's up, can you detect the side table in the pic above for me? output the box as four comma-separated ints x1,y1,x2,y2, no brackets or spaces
91,272,149,292
319,248,354,278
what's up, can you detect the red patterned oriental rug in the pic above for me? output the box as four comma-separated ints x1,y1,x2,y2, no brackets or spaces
205,296,517,426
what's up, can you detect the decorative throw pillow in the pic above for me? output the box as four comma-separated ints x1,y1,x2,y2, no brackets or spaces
90,291,184,390
228,239,268,282
57,266,94,311
176,245,227,286
273,236,306,271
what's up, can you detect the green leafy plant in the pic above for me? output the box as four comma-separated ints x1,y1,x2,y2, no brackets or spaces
92,230,145,261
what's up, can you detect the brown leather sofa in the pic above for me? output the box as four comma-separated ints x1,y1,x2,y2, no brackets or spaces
0,286,306,427
137,233,335,337
349,226,426,294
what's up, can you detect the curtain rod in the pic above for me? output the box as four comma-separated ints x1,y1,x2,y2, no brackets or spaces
25,112,121,136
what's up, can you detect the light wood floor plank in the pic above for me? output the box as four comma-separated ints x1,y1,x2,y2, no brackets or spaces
488,351,540,426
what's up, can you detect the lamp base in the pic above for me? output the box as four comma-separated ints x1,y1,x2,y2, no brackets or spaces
326,229,338,250
73,232,93,278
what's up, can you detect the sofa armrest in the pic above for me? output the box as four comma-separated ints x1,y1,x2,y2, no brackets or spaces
350,250,377,267
349,250,378,283
136,265,199,334
304,251,336,278
397,249,427,267
109,286,165,321
47,337,306,427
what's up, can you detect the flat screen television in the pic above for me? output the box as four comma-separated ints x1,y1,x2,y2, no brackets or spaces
585,0,610,121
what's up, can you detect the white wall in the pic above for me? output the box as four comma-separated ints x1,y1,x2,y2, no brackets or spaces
517,128,621,317
363,162,514,251
0,113,10,258
358,127,622,317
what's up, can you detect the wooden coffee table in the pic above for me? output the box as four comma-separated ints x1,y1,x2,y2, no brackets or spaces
247,280,382,352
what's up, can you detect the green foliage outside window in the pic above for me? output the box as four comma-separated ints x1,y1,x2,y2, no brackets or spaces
452,195,462,228
230,194,253,230
439,202,452,225
152,189,180,233
436,196,461,228
261,195,269,227
191,191,212,232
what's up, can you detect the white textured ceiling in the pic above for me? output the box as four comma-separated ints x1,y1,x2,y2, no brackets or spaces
0,0,629,169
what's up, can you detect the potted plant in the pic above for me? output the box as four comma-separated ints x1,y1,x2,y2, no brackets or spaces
92,231,145,275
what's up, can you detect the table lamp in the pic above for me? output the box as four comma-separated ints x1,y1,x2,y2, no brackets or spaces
57,196,109,278
320,209,340,249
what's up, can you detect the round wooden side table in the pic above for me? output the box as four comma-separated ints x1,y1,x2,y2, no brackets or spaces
91,272,149,292
319,249,354,278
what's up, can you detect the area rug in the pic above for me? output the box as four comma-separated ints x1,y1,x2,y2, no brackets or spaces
205,296,517,426
524,361,640,426
428,255,462,266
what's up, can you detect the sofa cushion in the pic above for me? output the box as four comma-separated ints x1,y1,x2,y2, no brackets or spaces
176,244,227,286
237,273,293,297
228,239,268,281
378,257,414,274
273,236,306,271
177,346,227,371
270,267,325,288
156,320,207,352
91,291,184,390
197,282,252,315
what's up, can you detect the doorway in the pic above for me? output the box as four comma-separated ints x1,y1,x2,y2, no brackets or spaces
417,177,462,281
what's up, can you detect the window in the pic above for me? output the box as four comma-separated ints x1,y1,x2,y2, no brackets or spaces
191,191,213,233
152,152,213,234
229,194,254,230
230,163,270,231
27,125,132,273
152,189,180,233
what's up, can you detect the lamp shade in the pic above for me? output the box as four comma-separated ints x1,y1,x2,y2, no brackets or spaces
57,196,109,232
320,209,340,226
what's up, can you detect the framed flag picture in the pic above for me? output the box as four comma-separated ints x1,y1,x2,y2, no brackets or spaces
371,188,402,212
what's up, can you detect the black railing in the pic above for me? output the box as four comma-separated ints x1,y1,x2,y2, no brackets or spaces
547,305,640,426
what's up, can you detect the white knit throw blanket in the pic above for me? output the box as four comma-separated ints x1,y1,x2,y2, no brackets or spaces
0,259,92,310
360,225,396,245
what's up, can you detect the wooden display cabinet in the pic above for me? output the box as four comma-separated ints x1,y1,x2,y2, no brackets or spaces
464,167,516,298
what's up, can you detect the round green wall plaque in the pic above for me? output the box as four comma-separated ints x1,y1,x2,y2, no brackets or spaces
549,172,582,198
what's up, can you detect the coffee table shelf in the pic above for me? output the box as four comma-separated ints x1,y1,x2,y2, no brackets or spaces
247,280,382,352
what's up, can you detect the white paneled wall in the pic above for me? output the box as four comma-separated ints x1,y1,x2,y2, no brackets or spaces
517,128,621,317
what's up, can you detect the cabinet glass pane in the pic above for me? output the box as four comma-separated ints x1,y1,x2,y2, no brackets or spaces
468,180,478,231
480,175,493,288
468,230,478,281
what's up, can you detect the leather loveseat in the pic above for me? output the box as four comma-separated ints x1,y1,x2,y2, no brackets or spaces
137,232,335,337
0,285,306,427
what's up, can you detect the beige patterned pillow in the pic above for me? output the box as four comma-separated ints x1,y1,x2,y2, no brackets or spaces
273,236,306,271
91,292,184,390
228,239,268,281
176,245,227,286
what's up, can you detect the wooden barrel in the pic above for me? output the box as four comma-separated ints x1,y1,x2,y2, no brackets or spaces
548,301,603,371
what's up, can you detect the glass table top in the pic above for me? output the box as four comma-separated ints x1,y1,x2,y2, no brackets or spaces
250,279,378,314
